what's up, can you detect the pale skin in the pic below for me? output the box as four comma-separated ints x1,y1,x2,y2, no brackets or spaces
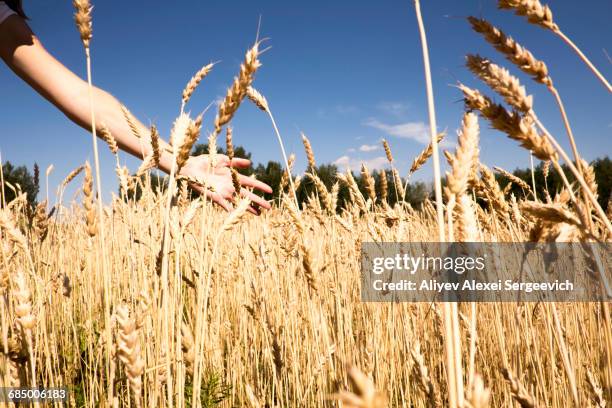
0,14,272,213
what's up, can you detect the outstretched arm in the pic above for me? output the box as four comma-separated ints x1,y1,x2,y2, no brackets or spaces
0,15,271,211
0,15,163,167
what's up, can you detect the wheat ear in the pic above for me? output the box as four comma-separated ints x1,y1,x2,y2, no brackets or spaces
379,170,388,202
447,113,479,197
181,62,215,112
466,54,532,113
468,17,551,87
214,43,261,136
493,166,533,195
0,209,28,253
115,305,145,408
330,365,387,408
382,139,393,163
225,126,241,195
246,86,269,111
361,164,376,203
498,0,611,91
302,133,316,171
82,162,97,237
176,113,203,173
306,173,333,213
13,271,36,387
501,368,539,408
61,165,85,188
459,84,555,161
408,133,445,176
72,0,92,49
98,123,118,155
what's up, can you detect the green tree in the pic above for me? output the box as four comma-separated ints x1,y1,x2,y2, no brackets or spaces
496,156,611,210
252,160,283,201
1,161,39,206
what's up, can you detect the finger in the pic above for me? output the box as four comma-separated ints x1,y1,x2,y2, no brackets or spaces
247,205,261,216
206,190,233,212
229,158,251,169
241,189,271,210
239,174,273,194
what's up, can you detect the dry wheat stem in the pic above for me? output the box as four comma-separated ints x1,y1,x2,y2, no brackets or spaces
414,3,462,408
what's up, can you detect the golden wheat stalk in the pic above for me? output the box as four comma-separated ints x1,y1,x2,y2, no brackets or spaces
459,84,555,161
447,113,479,197
499,0,611,91
225,126,241,196
306,173,333,213
379,169,388,202
214,43,261,136
280,153,295,191
302,133,316,170
13,270,36,387
466,54,533,113
176,113,203,172
468,17,551,87
382,139,393,163
361,164,376,203
82,162,97,237
98,123,118,155
72,0,92,49
120,105,143,139
181,62,215,111
409,133,445,176
501,368,539,408
330,365,387,408
493,166,533,194
115,305,145,408
246,86,269,112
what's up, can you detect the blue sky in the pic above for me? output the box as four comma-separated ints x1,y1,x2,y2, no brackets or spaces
1,0,610,201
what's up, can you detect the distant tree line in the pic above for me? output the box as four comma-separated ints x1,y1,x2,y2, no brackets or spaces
192,143,430,209
2,150,610,212
494,156,611,210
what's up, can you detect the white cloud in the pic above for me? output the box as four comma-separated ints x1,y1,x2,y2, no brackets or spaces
358,144,380,152
377,101,410,117
347,148,356,153
333,155,388,172
333,155,351,168
364,118,430,144
364,118,453,148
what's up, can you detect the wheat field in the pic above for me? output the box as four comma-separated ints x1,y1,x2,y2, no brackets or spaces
1,0,611,407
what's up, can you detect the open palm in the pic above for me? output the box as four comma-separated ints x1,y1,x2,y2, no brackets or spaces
179,154,272,214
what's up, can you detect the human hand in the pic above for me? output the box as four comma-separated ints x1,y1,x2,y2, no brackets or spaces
178,154,272,214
